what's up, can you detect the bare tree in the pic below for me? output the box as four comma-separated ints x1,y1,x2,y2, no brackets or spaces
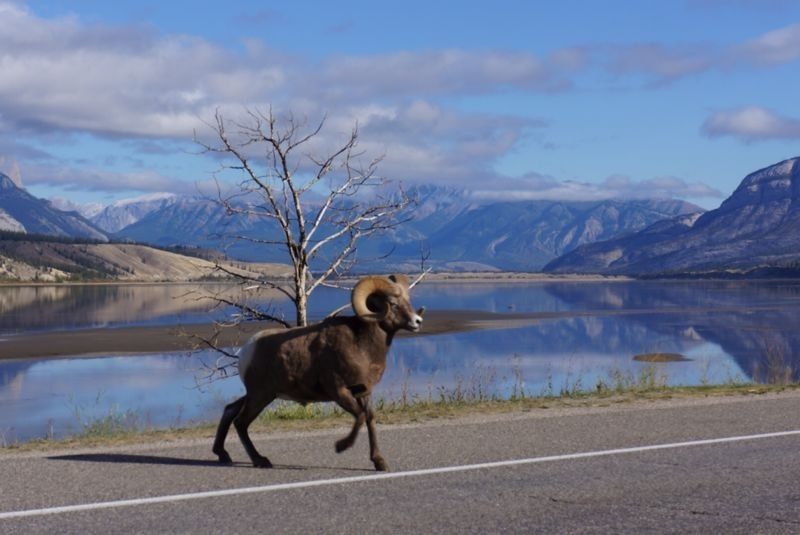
195,107,415,327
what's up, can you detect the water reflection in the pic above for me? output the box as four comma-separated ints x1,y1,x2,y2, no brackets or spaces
0,318,740,444
384,317,740,400
0,280,622,335
544,280,800,381
0,352,242,444
0,284,293,334
2,280,800,443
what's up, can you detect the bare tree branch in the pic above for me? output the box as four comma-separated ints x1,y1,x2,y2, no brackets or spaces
410,268,433,290
192,105,416,379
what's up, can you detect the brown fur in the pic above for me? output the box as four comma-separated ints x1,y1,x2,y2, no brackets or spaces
212,275,423,471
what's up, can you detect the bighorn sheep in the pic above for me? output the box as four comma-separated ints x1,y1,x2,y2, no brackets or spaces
213,274,424,471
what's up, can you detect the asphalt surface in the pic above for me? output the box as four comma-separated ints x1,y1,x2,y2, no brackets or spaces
2,392,800,533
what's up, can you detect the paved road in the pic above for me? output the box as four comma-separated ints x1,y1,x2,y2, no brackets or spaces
2,392,800,533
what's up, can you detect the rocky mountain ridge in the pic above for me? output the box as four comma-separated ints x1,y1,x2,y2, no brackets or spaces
544,156,800,275
399,196,699,271
0,171,697,272
111,188,701,271
90,193,178,233
12,155,800,276
0,173,107,241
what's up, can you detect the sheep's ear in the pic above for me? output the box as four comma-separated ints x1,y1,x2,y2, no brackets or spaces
389,274,410,288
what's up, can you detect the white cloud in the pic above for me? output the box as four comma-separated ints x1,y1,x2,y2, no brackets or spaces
354,101,543,186
604,175,722,199
702,106,800,141
320,49,574,99
0,1,785,203
0,2,570,143
3,2,799,144
738,22,800,65
0,2,565,199
471,172,721,202
602,23,800,85
606,43,719,84
21,163,198,195
0,3,285,138
200,100,545,191
0,155,23,187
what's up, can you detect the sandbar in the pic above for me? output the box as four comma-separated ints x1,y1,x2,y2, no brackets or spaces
0,309,552,360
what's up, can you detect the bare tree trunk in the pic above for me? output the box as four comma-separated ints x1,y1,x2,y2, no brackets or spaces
294,265,308,327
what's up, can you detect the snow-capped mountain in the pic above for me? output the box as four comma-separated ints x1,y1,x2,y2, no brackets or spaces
48,197,105,219
89,192,178,233
112,186,701,270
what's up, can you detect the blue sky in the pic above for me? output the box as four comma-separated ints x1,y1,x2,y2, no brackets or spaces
1,0,799,209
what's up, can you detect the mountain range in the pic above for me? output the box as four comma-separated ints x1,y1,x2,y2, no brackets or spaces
544,156,800,276
106,187,699,271
383,190,700,271
0,173,107,241
90,193,178,233
3,156,800,276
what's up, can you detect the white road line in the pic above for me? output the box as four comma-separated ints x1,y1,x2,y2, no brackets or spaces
2,429,799,520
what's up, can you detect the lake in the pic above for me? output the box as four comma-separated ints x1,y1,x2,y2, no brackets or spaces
2,279,800,444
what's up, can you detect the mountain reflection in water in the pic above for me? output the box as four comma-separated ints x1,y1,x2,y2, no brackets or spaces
544,280,800,383
2,280,800,443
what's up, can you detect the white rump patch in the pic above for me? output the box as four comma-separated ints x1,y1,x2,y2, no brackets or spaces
236,332,263,382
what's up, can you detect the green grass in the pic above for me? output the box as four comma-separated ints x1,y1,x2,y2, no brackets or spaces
3,382,800,454
2,359,799,453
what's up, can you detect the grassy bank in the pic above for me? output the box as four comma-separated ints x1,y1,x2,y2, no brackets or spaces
2,379,799,455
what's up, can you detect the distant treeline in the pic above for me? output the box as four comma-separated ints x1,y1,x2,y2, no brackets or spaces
0,230,226,261
639,264,800,280
0,229,106,245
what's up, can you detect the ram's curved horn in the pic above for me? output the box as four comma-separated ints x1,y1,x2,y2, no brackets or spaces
351,276,397,320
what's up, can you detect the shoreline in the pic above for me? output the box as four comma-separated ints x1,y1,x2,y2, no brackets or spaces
0,275,627,360
0,309,553,361
4,275,799,360
0,272,630,287
4,384,800,455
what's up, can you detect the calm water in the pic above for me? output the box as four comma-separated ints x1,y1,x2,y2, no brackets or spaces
2,280,800,443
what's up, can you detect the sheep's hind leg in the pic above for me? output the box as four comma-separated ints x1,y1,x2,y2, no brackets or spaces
234,394,275,468
213,395,246,464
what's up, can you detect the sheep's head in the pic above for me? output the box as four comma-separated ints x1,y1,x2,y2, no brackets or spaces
351,274,424,332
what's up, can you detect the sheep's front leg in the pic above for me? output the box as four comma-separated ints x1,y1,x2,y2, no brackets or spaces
334,387,366,454
333,388,388,471
360,395,388,471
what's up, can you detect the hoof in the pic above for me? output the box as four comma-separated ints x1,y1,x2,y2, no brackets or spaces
373,457,389,472
335,439,352,453
215,450,233,464
253,455,273,469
